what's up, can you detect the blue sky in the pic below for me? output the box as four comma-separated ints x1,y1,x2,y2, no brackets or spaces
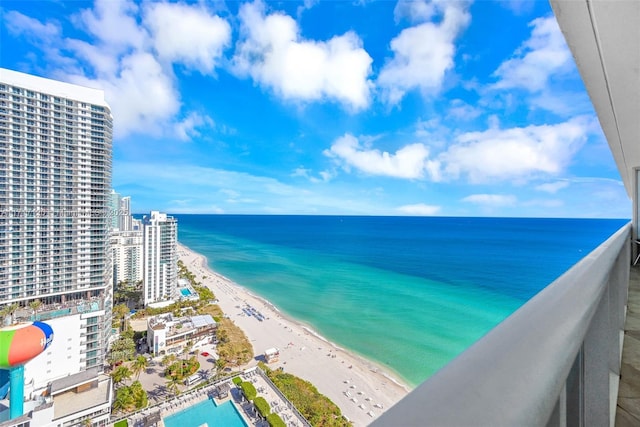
1,0,630,217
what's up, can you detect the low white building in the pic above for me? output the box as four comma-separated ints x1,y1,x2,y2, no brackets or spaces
147,313,217,357
0,368,112,427
264,348,280,363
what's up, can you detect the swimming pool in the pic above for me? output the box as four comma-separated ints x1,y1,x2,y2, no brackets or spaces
180,288,192,296
163,399,248,427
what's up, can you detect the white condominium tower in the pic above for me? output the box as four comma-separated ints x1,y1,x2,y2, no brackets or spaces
111,224,143,287
142,211,178,306
0,69,113,383
109,189,132,232
110,191,143,288
118,195,132,232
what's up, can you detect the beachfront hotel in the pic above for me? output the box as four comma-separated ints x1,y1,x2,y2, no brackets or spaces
142,211,178,306
0,69,114,426
146,313,217,357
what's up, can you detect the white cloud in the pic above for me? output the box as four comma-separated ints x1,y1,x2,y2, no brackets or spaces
498,0,535,15
220,189,240,198
297,0,319,18
462,194,517,206
144,2,231,74
115,162,394,214
5,10,61,40
324,134,441,180
394,0,437,23
74,0,147,53
4,11,77,69
291,167,312,178
378,1,470,105
447,98,482,120
530,90,592,116
319,170,335,182
493,16,572,92
291,166,335,183
233,0,373,110
174,112,215,141
535,181,569,193
440,116,591,182
5,0,231,139
68,52,181,137
522,198,563,208
397,203,441,215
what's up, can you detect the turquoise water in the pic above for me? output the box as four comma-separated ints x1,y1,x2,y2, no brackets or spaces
180,288,192,296
176,215,627,386
163,399,248,427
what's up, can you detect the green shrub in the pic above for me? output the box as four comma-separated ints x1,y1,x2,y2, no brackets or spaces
165,359,200,380
239,381,257,401
267,413,287,427
254,396,270,418
259,365,349,427
232,376,242,385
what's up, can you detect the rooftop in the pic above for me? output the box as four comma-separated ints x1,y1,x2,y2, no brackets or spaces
50,367,103,395
0,68,109,107
148,314,216,337
52,375,111,421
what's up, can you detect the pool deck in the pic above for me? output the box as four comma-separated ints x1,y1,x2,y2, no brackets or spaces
119,368,309,427
237,368,308,427
125,381,252,427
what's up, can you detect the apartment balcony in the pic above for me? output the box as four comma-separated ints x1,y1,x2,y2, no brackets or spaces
373,223,631,426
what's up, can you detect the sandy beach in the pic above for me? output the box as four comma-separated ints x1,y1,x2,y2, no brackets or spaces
177,242,410,426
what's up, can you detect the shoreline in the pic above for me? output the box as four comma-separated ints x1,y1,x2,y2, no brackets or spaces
239,279,411,390
177,242,410,426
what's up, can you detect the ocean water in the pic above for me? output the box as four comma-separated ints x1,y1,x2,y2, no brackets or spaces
175,215,627,386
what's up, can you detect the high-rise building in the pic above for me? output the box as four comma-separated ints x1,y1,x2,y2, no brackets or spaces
110,192,143,288
118,195,132,232
109,190,133,232
109,189,120,231
0,68,114,423
111,229,143,287
142,211,178,306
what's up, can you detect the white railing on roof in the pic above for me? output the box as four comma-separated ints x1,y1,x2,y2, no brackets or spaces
373,222,631,427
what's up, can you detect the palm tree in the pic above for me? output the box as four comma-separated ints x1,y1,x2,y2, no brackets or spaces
182,341,193,360
0,303,19,325
29,300,41,319
215,358,227,372
131,355,148,380
112,386,133,413
130,381,149,410
161,354,177,367
166,375,181,397
111,365,132,388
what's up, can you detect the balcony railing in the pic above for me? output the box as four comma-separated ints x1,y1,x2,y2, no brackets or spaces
373,223,631,427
